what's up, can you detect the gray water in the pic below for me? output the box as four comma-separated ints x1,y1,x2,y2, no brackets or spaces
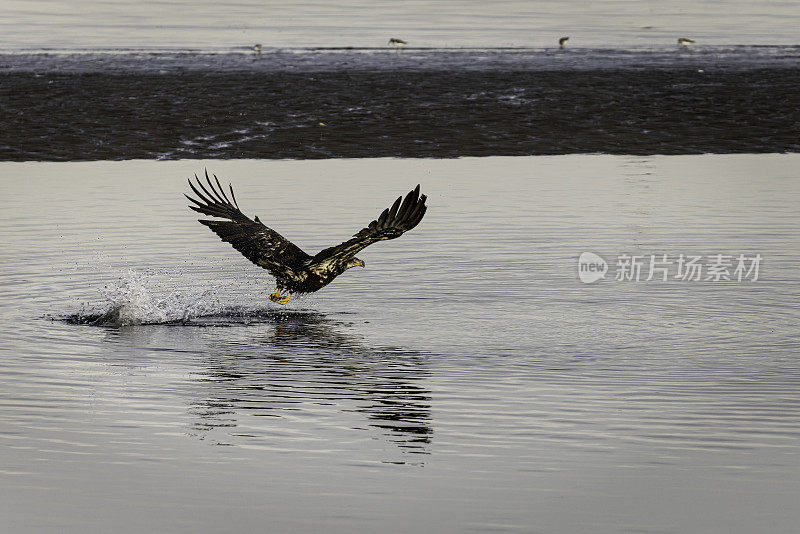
1,155,800,533
2,0,800,49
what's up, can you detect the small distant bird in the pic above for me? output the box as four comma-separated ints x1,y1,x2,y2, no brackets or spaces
388,38,407,48
677,38,695,47
559,36,569,48
253,43,262,54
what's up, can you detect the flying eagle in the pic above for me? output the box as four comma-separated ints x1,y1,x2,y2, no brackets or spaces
185,172,427,304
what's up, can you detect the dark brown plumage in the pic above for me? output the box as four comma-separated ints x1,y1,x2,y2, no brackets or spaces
185,171,427,295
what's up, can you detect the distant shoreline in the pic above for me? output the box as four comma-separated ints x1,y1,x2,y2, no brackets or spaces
3,46,800,73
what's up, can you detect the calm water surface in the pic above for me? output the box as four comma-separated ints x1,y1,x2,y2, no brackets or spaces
2,0,800,48
1,156,799,533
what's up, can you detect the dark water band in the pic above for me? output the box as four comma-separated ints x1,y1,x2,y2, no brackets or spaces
2,50,799,160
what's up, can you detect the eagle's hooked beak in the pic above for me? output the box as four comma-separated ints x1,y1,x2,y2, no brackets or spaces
354,259,365,268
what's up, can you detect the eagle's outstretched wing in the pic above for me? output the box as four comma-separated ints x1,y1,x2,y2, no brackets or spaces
311,185,427,266
185,171,311,277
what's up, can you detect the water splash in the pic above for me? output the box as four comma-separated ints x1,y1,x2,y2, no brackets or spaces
62,270,322,327
76,271,214,326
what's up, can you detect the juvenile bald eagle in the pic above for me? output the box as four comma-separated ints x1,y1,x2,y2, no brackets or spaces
185,172,427,304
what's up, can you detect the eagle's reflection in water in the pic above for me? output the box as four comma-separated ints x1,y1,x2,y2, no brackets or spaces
187,310,432,457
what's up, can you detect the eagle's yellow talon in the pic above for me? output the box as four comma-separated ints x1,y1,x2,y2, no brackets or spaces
269,290,291,305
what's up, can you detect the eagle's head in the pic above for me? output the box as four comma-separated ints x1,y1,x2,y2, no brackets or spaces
347,258,366,270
